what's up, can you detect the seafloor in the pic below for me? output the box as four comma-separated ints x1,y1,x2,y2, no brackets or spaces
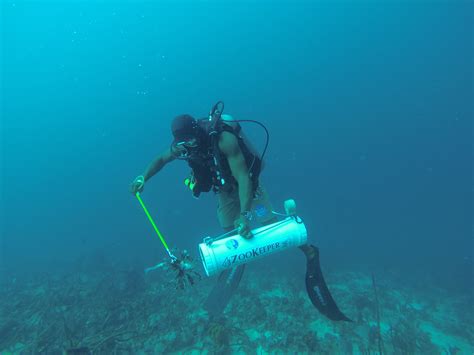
1,254,472,354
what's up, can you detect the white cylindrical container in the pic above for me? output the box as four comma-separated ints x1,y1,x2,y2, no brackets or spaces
199,217,307,276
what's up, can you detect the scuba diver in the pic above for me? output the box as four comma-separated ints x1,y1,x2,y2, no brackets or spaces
130,101,350,322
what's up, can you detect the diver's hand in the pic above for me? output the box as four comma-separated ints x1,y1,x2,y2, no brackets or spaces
130,175,145,194
172,143,187,155
234,215,253,239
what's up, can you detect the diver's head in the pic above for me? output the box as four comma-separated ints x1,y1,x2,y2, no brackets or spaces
171,114,201,148
171,114,204,159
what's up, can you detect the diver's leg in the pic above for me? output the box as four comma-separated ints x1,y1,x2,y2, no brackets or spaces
299,244,352,321
204,189,244,319
204,263,246,319
250,185,350,320
252,184,277,226
215,188,240,232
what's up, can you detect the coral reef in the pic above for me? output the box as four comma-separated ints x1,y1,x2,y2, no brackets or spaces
0,264,472,353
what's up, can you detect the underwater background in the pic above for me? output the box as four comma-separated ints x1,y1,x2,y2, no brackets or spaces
1,0,472,353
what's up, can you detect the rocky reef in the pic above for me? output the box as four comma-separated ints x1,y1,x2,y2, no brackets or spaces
0,260,472,353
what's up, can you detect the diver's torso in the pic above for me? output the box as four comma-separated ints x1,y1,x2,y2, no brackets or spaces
181,118,260,196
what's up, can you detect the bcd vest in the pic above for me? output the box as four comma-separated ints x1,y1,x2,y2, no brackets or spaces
182,119,262,197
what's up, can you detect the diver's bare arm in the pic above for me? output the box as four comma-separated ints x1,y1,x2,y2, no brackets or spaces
219,132,253,213
143,147,176,182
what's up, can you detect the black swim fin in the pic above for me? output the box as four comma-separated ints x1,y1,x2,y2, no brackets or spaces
204,264,246,318
305,245,352,322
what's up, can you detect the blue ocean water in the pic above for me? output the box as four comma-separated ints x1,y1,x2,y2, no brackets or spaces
1,0,472,352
